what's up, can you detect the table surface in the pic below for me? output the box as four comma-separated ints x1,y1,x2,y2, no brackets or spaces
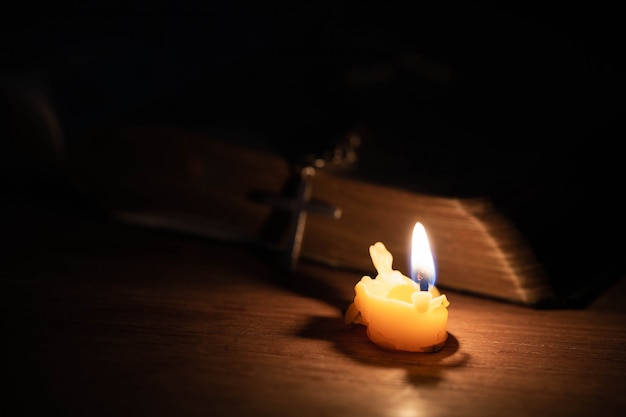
3,197,626,417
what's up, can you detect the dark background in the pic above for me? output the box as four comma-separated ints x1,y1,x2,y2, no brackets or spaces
2,1,625,300
2,1,623,188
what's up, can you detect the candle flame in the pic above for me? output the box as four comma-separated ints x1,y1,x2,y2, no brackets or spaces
410,222,436,290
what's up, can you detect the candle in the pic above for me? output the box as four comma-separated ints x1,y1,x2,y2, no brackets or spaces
344,222,449,352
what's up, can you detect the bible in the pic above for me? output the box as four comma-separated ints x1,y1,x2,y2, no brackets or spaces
65,124,624,308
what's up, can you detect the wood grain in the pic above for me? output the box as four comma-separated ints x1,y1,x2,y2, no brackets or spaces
2,205,626,417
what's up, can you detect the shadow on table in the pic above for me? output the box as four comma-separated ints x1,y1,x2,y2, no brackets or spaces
297,314,470,387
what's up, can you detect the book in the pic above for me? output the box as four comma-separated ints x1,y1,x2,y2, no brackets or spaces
65,125,624,308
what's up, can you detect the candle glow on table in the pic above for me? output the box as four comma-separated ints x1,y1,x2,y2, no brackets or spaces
344,222,449,352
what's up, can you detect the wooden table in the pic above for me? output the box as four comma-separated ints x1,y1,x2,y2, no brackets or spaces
3,197,626,417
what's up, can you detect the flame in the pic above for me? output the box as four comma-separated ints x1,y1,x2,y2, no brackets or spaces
410,222,436,290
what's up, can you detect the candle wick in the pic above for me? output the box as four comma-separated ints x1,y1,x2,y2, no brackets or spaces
416,271,429,292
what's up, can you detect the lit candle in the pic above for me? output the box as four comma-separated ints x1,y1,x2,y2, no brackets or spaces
344,222,449,352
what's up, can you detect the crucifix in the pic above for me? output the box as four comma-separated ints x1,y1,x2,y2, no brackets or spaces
257,165,341,270
253,131,361,271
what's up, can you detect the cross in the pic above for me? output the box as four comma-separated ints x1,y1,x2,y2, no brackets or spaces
255,165,342,270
